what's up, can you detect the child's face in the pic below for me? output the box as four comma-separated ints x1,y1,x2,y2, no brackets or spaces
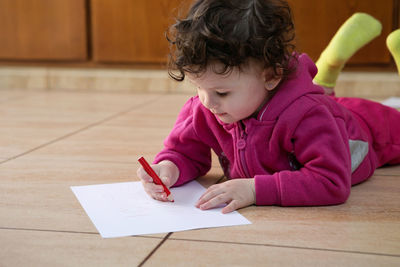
188,61,280,124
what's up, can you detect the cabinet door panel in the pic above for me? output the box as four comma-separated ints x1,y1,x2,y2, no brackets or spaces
0,0,87,61
91,0,184,63
92,0,394,65
288,0,393,64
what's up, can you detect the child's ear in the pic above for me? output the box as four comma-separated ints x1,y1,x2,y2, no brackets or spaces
263,68,282,91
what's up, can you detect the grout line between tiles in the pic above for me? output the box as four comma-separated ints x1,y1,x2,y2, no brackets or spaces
0,96,160,165
0,226,99,236
0,226,164,240
2,225,398,259
138,232,173,267
166,237,400,258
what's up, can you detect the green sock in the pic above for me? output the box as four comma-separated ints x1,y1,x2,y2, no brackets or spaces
386,29,400,75
313,13,382,87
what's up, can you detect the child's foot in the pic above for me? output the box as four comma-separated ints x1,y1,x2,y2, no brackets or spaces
313,13,382,88
386,29,400,75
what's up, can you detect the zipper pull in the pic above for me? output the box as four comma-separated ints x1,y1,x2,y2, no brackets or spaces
237,139,246,149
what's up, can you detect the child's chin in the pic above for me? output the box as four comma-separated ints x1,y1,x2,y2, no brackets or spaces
218,117,236,124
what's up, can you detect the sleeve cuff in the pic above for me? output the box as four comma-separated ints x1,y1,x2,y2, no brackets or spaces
154,152,196,187
254,174,281,205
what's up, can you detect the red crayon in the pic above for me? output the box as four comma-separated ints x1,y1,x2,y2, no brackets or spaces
138,157,174,202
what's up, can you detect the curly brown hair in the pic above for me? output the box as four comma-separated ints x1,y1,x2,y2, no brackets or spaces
167,0,296,82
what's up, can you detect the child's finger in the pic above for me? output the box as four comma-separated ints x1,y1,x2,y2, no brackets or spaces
198,192,230,210
196,185,223,207
159,176,172,188
143,184,169,202
136,167,153,183
221,200,240,214
143,182,165,194
159,168,174,187
152,192,168,201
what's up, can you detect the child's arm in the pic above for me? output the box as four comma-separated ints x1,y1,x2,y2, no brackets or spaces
254,104,353,206
153,97,213,186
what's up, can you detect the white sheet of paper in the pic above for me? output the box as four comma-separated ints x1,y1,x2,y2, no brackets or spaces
381,97,400,108
71,180,251,238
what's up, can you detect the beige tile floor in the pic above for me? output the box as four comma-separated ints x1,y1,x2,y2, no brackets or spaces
0,74,400,266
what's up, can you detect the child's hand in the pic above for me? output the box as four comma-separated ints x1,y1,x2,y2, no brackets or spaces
196,179,255,213
137,160,179,202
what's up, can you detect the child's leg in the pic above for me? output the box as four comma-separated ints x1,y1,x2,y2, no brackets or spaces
386,29,400,75
313,13,382,89
337,97,400,166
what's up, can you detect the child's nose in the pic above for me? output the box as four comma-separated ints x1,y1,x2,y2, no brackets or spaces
203,94,218,110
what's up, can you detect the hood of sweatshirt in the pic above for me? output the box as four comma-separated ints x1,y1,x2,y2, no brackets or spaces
256,53,324,122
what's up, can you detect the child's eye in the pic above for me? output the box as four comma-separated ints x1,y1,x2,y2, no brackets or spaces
216,91,229,97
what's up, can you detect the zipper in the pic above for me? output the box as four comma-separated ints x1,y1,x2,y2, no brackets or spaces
236,101,269,177
258,103,270,121
237,121,250,178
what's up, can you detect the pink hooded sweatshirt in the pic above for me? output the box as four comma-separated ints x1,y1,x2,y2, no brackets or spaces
154,54,400,206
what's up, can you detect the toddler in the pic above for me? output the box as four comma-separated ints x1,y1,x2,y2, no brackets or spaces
137,0,400,213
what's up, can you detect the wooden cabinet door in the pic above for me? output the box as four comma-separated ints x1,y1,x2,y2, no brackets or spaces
92,0,394,65
0,0,87,61
90,0,186,63
288,0,394,64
